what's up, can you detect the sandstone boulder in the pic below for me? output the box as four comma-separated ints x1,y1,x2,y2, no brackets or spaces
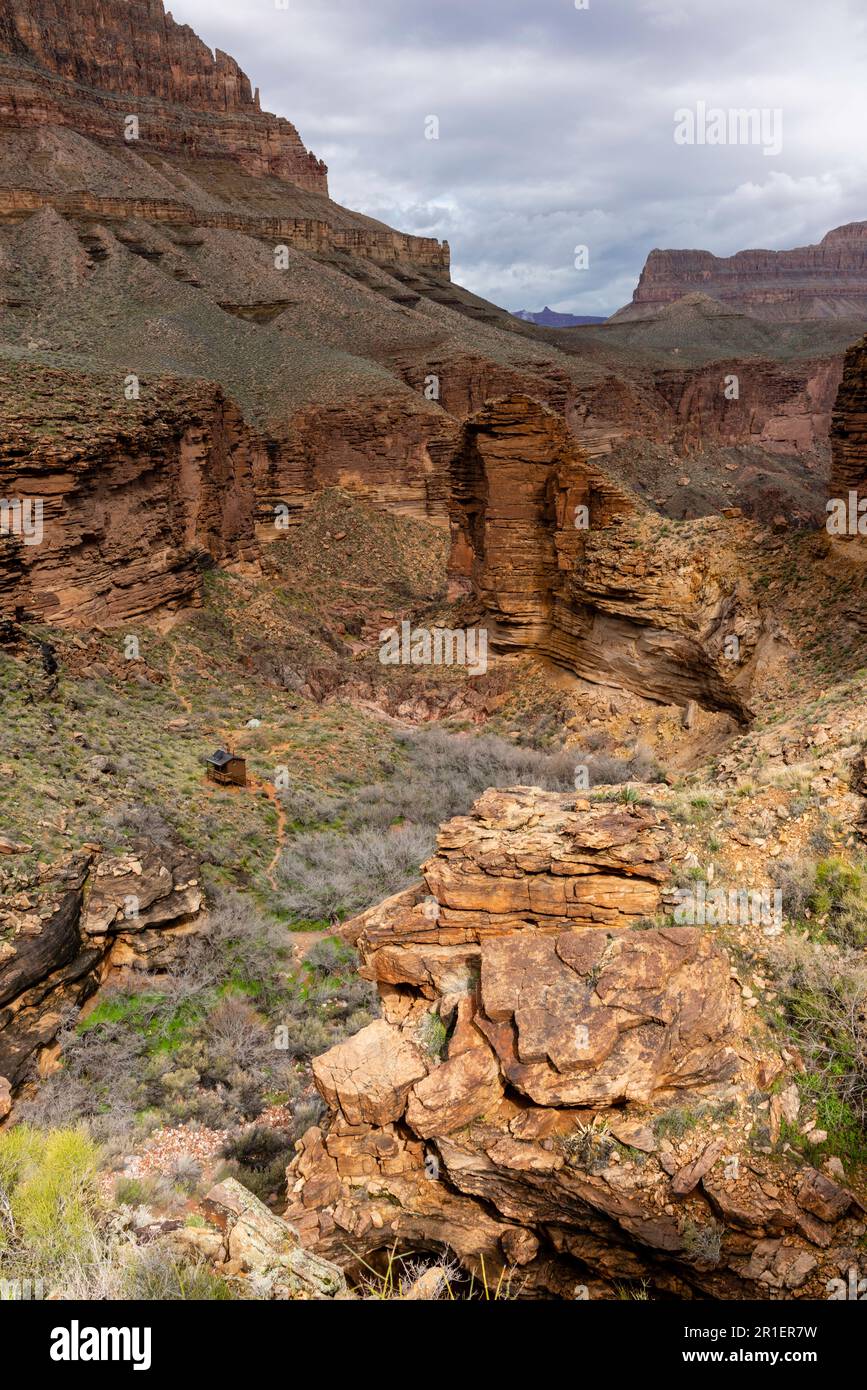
796,1168,852,1224
405,1044,503,1139
312,1020,429,1127
349,789,684,975
286,785,862,1301
479,928,740,1107
82,842,202,945
204,1178,346,1298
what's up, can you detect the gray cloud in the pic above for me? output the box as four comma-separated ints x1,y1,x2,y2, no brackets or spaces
169,0,867,315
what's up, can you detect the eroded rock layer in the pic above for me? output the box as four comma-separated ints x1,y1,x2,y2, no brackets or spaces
0,836,204,1087
0,360,456,626
0,364,262,625
447,394,765,718
286,788,864,1300
0,0,450,272
0,0,328,190
831,333,867,509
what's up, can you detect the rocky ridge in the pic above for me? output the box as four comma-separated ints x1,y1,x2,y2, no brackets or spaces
0,836,204,1090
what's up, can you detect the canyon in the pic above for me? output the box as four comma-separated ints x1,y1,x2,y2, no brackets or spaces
0,0,865,663
1,0,866,1310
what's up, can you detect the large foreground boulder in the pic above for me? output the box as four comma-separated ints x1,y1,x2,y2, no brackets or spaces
285,787,865,1299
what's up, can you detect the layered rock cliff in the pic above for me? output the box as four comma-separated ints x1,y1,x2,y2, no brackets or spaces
0,0,328,190
830,332,867,519
447,395,766,719
0,366,774,720
0,362,263,625
652,353,842,460
0,358,458,626
0,0,449,271
618,223,867,322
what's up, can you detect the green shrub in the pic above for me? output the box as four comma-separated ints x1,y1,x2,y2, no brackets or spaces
682,1218,722,1266
115,1177,147,1207
219,1125,294,1203
220,1124,290,1170
416,1011,448,1059
0,1126,102,1275
126,1248,236,1301
768,935,867,1162
653,1104,706,1139
813,858,867,948
304,936,356,976
777,855,867,947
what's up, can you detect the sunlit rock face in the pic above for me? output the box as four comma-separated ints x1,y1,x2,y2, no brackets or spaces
286,785,861,1300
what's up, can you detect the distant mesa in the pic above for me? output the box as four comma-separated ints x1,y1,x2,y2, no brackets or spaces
513,306,607,327
617,222,867,322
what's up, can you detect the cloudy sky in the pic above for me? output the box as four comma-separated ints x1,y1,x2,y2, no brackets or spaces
169,0,867,317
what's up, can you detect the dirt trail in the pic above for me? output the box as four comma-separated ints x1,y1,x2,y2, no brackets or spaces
219,733,293,892
253,772,289,891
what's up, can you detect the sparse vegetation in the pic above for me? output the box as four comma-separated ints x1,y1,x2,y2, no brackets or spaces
416,1010,448,1059
776,854,867,946
16,895,377,1140
767,934,867,1165
681,1217,723,1266
276,727,655,924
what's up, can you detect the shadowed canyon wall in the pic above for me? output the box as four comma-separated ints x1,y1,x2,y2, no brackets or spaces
831,333,867,502
447,395,766,719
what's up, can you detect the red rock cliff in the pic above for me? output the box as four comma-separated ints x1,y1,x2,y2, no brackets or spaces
0,0,328,189
830,332,867,555
620,223,867,322
447,395,766,719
